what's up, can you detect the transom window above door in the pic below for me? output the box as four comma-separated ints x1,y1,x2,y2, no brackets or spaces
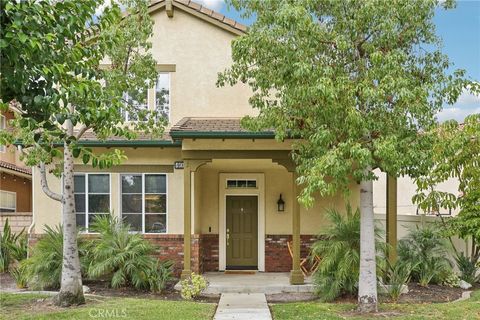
226,179,257,188
121,174,167,234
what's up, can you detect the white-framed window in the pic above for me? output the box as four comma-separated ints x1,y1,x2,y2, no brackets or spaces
226,179,257,188
0,190,16,212
74,173,111,231
121,173,167,234
155,73,170,121
0,115,6,153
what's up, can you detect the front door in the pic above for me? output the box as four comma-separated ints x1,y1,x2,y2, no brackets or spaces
226,196,258,269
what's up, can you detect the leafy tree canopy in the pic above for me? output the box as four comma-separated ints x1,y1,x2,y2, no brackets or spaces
218,0,477,206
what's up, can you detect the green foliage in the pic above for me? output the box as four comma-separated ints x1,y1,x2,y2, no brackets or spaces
10,263,28,289
413,114,480,268
86,215,173,292
311,207,361,301
180,273,208,300
398,226,452,286
0,219,28,273
455,253,479,284
23,225,88,290
219,0,475,206
441,269,460,288
378,258,415,302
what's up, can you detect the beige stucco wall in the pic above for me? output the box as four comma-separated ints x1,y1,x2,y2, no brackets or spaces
194,159,360,236
149,8,254,126
373,169,460,216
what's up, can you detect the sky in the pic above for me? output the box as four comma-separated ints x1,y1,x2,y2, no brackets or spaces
196,0,480,122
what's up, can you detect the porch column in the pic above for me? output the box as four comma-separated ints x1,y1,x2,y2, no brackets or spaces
181,163,192,279
386,174,397,263
290,172,304,285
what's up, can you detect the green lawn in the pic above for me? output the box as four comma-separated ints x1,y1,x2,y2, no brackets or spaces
0,293,216,320
271,290,480,320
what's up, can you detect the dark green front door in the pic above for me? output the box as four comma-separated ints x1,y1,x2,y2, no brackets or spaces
226,196,258,269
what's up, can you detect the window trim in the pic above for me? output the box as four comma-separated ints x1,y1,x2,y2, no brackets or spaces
154,72,171,122
226,179,257,189
0,190,16,212
74,173,112,233
0,115,6,153
120,173,168,234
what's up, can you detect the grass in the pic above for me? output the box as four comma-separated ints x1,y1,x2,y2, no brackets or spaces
271,290,480,320
0,293,216,320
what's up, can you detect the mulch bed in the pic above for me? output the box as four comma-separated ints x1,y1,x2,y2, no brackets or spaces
82,279,220,303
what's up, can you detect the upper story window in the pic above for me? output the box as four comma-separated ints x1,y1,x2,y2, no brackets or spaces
0,190,16,212
74,173,110,232
122,73,170,123
155,73,170,120
0,115,6,153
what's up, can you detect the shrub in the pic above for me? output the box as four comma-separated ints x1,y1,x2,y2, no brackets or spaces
398,226,452,286
441,269,460,288
378,259,415,302
0,219,27,272
311,206,384,301
180,273,208,300
455,253,479,285
10,262,28,288
24,225,88,290
87,215,173,292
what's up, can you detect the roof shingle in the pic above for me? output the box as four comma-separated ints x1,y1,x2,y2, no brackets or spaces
0,160,32,175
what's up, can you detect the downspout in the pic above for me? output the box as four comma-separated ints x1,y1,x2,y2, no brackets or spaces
27,165,35,257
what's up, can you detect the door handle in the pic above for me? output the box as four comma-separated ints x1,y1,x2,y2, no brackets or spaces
226,228,230,246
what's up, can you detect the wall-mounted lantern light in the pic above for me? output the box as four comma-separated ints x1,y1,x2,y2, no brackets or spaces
277,194,285,212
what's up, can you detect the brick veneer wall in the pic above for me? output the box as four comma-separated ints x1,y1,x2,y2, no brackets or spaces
265,234,317,272
1,212,32,234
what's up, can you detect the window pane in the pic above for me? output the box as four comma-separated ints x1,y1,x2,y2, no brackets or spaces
145,174,166,194
237,180,247,188
155,73,170,119
227,180,236,188
0,191,16,210
88,194,110,213
75,194,86,213
247,180,257,188
145,194,166,213
74,175,85,193
123,214,142,232
88,175,109,193
122,194,142,213
76,214,86,229
145,214,166,233
122,175,142,193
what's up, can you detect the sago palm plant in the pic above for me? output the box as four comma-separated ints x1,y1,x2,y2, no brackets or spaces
0,219,27,272
24,225,88,289
87,215,172,291
398,225,452,286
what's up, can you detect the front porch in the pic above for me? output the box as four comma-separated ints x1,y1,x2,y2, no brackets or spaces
176,272,315,294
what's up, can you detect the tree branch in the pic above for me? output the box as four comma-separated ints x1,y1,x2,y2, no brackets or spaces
39,163,62,202
75,124,91,139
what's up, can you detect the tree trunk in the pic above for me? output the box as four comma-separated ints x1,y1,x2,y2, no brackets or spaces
358,167,378,313
54,126,85,306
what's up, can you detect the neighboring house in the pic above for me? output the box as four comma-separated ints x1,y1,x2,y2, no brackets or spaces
0,106,33,233
30,0,361,283
373,169,460,216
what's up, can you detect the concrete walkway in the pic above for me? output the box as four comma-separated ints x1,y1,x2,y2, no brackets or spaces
214,293,272,320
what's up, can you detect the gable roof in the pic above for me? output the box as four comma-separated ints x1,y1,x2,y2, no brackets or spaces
0,160,32,176
149,0,247,35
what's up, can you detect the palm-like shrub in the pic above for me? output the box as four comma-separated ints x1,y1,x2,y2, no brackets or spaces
24,225,88,290
87,215,172,291
311,206,361,301
398,226,452,286
0,219,27,272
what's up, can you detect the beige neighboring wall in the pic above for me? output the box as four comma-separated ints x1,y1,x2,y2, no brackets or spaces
149,8,254,126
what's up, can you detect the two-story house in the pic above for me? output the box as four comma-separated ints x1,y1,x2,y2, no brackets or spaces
29,0,362,284
1,105,33,233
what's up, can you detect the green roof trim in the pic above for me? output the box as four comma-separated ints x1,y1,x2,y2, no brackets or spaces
13,140,181,148
170,131,276,139
72,140,182,147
